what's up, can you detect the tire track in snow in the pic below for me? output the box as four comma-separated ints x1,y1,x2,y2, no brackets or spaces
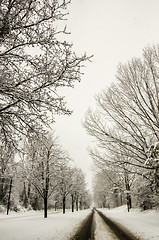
70,209,141,240
97,210,141,240
93,211,118,240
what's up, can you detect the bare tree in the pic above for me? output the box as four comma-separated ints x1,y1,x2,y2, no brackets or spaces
0,0,92,146
70,167,88,212
21,132,68,218
92,167,125,209
58,163,74,214
0,142,15,209
83,44,159,206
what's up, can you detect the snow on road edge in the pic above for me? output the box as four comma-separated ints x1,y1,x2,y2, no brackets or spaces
99,205,159,240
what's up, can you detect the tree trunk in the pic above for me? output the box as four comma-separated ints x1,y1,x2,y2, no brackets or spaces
43,157,49,218
22,182,28,208
120,194,123,205
128,194,132,209
76,196,78,211
44,196,47,218
79,196,82,210
27,182,31,205
55,201,57,211
7,178,12,215
115,194,119,207
125,172,132,212
71,194,74,212
63,195,66,214
0,176,6,202
127,193,130,212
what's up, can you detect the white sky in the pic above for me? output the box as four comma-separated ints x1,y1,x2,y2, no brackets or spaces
54,0,159,189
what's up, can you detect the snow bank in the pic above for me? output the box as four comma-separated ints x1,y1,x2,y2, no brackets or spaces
0,209,91,240
100,205,159,240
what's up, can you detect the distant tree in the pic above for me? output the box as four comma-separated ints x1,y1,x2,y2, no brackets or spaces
21,132,68,218
57,165,90,213
89,147,136,210
19,180,32,209
79,190,91,210
144,142,159,198
93,171,110,208
58,163,74,214
132,175,156,210
0,142,15,210
70,167,87,212
0,0,92,146
92,169,125,209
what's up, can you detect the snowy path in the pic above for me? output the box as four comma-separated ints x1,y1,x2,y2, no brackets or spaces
0,206,159,240
71,209,139,239
94,211,118,240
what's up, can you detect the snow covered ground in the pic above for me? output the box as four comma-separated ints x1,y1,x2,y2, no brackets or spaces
0,206,159,240
0,209,91,240
100,205,159,240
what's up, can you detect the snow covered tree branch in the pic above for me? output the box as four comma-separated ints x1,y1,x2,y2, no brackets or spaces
0,0,92,145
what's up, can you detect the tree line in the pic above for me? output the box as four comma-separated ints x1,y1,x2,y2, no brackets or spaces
0,0,91,218
83,44,159,211
0,132,91,218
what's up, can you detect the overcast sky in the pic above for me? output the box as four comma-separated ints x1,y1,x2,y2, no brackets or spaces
54,0,159,189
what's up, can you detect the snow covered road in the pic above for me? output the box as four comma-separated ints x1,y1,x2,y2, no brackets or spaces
68,209,140,239
0,206,159,240
93,211,118,240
